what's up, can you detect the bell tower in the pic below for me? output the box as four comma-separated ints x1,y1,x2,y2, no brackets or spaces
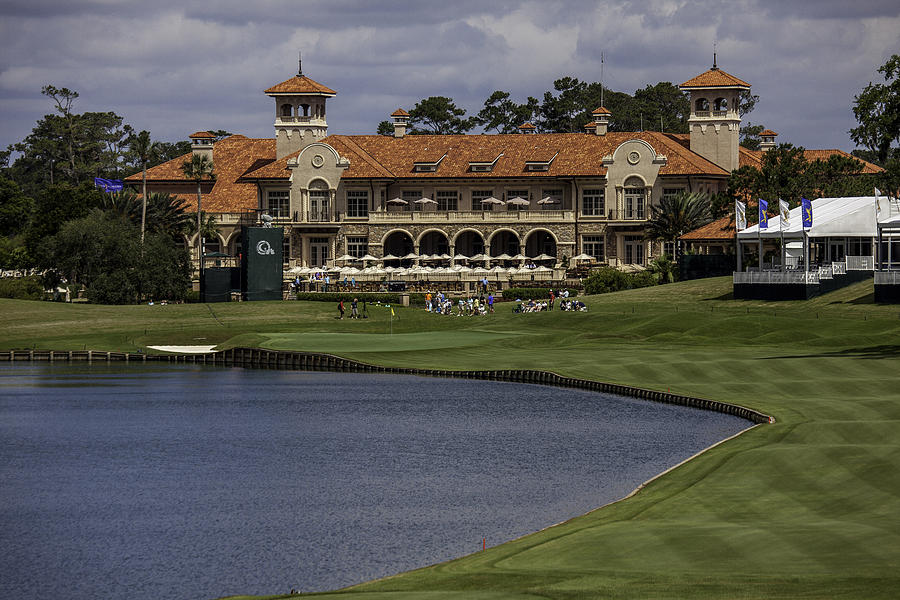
265,54,337,159
679,57,750,172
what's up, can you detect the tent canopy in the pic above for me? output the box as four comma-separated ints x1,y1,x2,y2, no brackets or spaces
737,196,896,240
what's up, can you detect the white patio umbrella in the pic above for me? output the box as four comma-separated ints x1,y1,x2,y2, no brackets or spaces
360,254,379,262
480,196,505,206
402,252,419,260
533,253,555,261
469,253,487,261
506,196,530,206
414,197,437,205
439,253,451,260
511,253,529,261
335,254,356,262
452,253,469,261
537,196,560,205
571,253,594,261
387,197,408,205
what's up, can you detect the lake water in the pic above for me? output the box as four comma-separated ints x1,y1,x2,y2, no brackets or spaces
0,363,749,599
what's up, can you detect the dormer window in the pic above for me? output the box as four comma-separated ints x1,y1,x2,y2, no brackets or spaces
413,152,447,173
524,152,558,172
468,153,503,173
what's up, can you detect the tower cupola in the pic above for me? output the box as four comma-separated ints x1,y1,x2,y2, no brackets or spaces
265,54,337,159
679,60,750,172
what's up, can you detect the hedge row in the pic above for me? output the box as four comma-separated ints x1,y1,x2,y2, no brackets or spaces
501,287,578,301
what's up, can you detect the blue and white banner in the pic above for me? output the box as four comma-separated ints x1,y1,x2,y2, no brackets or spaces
94,177,123,192
758,199,768,230
778,199,790,227
735,200,747,231
801,197,813,228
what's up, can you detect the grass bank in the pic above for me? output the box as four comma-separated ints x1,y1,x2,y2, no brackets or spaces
3,277,900,599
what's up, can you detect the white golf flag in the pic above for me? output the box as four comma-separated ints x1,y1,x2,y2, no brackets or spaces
735,200,747,231
875,187,882,214
779,199,790,226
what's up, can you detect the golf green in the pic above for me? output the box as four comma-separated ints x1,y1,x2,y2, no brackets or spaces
2,276,899,599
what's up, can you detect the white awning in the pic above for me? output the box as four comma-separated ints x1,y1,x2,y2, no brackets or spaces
737,196,897,240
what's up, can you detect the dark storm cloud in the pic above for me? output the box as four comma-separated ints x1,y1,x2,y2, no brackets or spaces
1,0,898,155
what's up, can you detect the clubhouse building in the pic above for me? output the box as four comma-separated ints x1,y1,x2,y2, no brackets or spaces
125,60,877,279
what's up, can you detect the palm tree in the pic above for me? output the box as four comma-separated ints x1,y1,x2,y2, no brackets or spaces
129,130,158,246
645,191,712,261
145,192,193,238
181,154,216,288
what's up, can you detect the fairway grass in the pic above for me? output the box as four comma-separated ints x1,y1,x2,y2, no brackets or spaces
3,277,900,599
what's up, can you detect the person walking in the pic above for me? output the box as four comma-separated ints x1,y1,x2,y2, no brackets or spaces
338,299,345,319
351,297,359,319
487,292,494,313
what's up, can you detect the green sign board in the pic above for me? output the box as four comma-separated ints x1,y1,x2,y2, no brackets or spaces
241,226,283,301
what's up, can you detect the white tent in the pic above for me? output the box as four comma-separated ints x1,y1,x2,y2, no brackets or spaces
737,196,890,240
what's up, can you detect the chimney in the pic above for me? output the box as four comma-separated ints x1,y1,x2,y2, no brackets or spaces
592,107,611,135
518,122,536,134
391,108,409,138
759,129,778,152
189,131,215,162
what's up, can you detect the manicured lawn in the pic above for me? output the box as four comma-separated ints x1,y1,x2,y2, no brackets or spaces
3,277,900,598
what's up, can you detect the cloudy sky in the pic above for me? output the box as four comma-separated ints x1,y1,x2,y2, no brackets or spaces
1,0,898,156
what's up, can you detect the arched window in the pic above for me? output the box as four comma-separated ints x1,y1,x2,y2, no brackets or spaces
308,180,329,222
713,97,728,111
623,177,645,220
281,104,293,117
300,104,310,117
695,98,709,112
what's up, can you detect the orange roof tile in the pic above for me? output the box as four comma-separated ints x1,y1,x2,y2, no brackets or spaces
189,131,215,139
680,215,736,241
390,108,409,117
264,75,336,96
759,129,778,137
124,135,276,213
592,107,611,115
680,68,750,89
739,146,882,174
518,123,536,130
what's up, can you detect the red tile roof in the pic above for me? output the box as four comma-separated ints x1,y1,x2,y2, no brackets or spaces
264,75,336,96
124,135,276,213
592,107,611,115
739,146,882,174
759,129,778,137
680,215,735,241
680,68,750,89
391,108,409,117
189,131,215,139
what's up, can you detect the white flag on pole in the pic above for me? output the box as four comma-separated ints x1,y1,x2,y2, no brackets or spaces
778,199,790,227
735,200,747,231
875,187,882,214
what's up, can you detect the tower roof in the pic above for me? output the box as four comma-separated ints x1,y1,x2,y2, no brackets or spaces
592,106,612,115
391,108,409,117
265,75,337,96
680,68,750,90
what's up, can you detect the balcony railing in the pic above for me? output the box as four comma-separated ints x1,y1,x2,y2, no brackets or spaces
734,271,820,284
369,210,574,223
607,209,647,221
276,115,324,124
875,271,900,285
846,255,874,270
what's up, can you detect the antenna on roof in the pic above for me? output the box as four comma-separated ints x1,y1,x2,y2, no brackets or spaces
298,51,303,76
600,51,604,108
712,41,718,70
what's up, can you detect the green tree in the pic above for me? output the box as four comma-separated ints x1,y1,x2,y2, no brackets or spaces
408,97,475,134
43,208,190,304
0,176,33,237
475,91,539,133
740,122,765,150
632,82,690,133
26,182,103,261
644,191,712,260
150,140,192,167
127,130,158,246
851,54,900,164
145,192,193,238
806,154,872,197
182,153,215,285
376,120,394,136
753,144,813,205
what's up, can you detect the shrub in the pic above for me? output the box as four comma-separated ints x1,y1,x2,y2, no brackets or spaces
0,275,44,300
583,267,658,295
502,287,578,301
